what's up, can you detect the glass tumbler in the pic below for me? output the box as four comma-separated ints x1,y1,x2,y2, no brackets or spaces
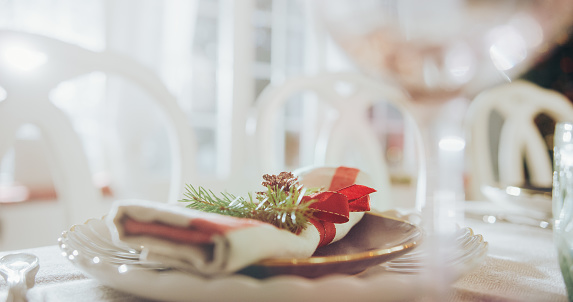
554,122,573,301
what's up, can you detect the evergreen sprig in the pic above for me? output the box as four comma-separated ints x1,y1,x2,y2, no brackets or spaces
179,175,320,233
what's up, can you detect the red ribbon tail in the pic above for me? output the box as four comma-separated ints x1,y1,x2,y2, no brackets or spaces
310,219,337,248
336,184,377,200
348,195,371,212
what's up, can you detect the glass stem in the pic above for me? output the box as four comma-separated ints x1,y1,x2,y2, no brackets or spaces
413,96,468,299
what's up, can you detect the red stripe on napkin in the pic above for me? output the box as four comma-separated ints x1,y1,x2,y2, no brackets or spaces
123,215,264,244
328,166,360,191
124,217,215,244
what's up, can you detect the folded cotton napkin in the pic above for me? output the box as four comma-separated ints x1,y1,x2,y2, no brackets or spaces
106,166,376,276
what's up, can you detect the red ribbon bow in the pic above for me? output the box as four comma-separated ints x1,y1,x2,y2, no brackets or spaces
303,184,375,223
302,183,376,247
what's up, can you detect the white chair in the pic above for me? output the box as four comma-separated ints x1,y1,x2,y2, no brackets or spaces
252,72,424,212
0,30,196,248
465,80,573,202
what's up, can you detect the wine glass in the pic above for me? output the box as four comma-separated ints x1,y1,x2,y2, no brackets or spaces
315,0,573,297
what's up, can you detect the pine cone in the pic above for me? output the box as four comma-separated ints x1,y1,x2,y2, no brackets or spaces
257,172,300,198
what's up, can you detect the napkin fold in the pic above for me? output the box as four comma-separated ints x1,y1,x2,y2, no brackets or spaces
107,166,375,276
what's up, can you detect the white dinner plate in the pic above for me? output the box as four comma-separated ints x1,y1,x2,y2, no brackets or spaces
58,213,486,302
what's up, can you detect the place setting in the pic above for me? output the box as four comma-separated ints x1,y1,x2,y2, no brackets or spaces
57,166,488,301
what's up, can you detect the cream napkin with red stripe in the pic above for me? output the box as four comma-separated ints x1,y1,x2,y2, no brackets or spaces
107,166,376,276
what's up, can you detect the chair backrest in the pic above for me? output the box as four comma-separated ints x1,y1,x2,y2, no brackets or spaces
0,30,196,227
465,80,573,199
252,72,424,211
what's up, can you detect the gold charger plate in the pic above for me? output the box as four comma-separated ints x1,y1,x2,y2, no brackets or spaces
240,212,424,278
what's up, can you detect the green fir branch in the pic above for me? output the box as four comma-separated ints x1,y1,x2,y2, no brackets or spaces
179,183,318,234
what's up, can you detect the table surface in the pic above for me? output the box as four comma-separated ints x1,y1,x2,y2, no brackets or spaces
0,201,566,302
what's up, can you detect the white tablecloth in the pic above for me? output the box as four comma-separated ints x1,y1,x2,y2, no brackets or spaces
450,206,565,302
0,201,567,302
